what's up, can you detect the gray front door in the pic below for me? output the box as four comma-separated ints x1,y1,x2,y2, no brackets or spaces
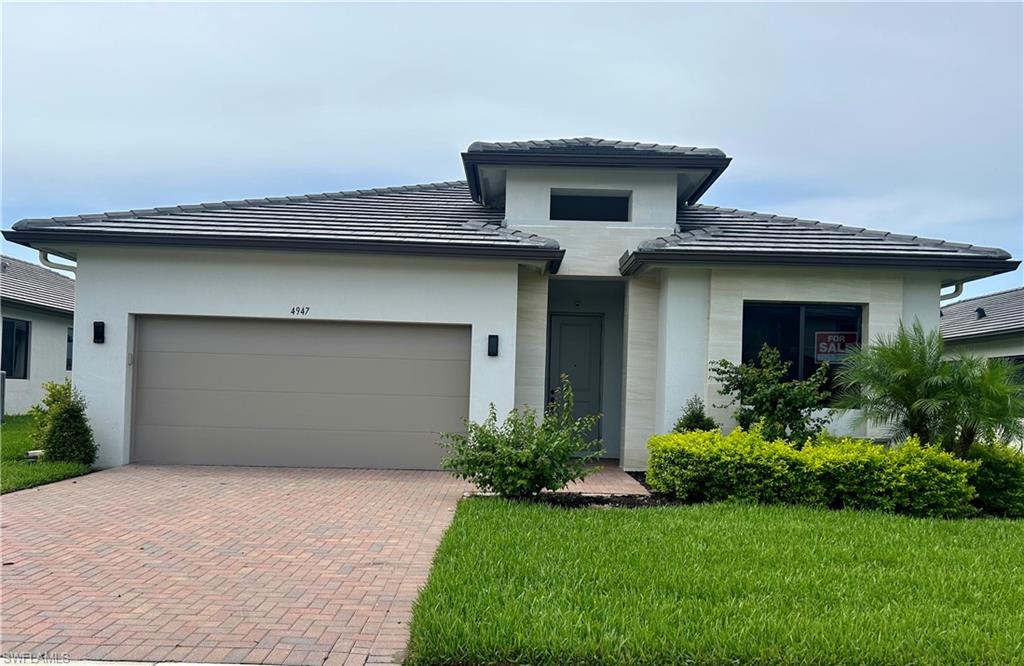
547,314,603,444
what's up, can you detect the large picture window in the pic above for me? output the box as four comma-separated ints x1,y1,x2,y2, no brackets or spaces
742,303,863,380
2,317,31,380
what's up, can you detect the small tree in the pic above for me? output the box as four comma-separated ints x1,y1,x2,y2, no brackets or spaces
28,379,74,447
41,387,96,466
834,320,1024,457
710,344,831,445
438,375,603,497
673,395,719,433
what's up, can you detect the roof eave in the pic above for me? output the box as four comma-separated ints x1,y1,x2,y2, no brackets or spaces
942,328,1024,344
618,249,1020,282
2,229,566,274
0,296,74,316
461,152,732,205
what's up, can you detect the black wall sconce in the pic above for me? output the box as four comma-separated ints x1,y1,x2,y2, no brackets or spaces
487,334,499,357
93,321,105,344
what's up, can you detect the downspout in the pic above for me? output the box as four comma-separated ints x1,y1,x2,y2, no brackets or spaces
38,250,77,275
940,281,964,301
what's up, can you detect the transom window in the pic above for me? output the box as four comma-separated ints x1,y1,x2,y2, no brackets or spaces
2,317,31,380
742,303,863,380
549,188,631,222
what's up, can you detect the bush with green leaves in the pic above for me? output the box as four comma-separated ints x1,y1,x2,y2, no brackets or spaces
647,426,825,506
647,429,978,518
673,395,719,434
966,443,1024,518
710,344,831,445
27,379,74,447
438,376,602,497
834,320,1024,457
40,386,96,466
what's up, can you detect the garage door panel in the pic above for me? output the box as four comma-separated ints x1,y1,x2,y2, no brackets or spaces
135,389,468,433
137,317,471,360
136,352,470,397
132,425,446,469
132,316,470,469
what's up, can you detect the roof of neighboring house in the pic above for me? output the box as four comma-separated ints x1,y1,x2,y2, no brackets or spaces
3,181,565,271
619,204,1018,282
940,286,1024,341
0,255,75,314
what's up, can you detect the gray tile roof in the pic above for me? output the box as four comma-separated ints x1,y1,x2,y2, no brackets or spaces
467,137,727,157
6,182,563,266
620,204,1016,275
1,255,75,314
940,286,1024,341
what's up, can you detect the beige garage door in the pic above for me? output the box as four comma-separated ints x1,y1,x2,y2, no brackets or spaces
131,316,470,469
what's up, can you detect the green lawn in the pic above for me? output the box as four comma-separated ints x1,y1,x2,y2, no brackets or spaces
1,414,90,493
408,499,1024,665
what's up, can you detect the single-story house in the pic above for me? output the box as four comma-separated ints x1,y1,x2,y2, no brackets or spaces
3,138,1019,470
1,255,75,415
941,286,1024,368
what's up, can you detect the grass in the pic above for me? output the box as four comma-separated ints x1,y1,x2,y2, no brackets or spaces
1,414,90,493
408,498,1024,665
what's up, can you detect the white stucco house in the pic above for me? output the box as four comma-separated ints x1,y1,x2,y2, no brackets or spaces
1,255,75,415
3,138,1019,470
941,286,1024,367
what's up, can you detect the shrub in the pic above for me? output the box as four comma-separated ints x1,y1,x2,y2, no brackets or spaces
886,437,977,518
27,379,74,446
834,320,1024,457
439,375,602,497
40,388,96,466
673,395,719,434
710,344,831,445
966,443,1024,518
647,427,825,506
803,435,897,512
647,429,978,518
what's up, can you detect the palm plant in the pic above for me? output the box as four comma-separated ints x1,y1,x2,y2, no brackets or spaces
833,319,1024,457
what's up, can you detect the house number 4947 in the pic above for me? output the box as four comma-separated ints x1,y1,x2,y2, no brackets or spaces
290,306,311,316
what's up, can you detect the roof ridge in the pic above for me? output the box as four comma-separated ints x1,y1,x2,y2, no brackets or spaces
13,180,470,229
941,285,1024,308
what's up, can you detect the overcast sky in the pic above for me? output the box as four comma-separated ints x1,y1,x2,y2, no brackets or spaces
2,2,1021,298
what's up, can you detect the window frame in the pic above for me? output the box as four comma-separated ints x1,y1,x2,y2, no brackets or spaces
2,317,32,380
741,301,864,380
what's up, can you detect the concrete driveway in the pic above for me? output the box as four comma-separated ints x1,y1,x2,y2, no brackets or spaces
0,465,467,665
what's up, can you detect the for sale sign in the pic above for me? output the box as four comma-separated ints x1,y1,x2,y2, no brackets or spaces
814,331,858,362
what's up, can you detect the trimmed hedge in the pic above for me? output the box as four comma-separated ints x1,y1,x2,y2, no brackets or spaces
967,444,1024,518
647,428,978,519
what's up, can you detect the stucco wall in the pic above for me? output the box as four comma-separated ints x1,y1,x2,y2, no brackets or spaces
946,333,1024,359
621,272,660,470
514,266,548,411
504,167,678,276
1,303,73,414
72,246,522,468
619,267,945,468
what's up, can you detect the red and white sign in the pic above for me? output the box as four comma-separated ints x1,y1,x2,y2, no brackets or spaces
814,331,858,362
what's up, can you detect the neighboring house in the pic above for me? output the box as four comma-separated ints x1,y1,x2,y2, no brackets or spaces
941,286,1024,369
2,138,1018,470
1,255,75,414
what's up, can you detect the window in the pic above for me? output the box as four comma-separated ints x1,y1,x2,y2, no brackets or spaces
2,317,30,380
66,327,74,372
742,303,863,380
549,189,630,222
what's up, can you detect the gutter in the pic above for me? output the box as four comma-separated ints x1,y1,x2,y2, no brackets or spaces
618,249,1020,283
3,229,566,274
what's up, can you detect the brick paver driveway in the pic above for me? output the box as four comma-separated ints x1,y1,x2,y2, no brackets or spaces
1,465,467,665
